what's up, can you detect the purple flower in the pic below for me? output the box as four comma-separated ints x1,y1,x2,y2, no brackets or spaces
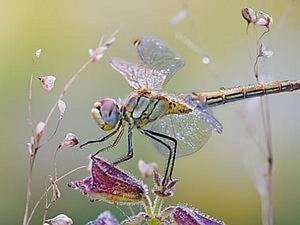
172,206,225,225
86,211,119,225
69,156,147,204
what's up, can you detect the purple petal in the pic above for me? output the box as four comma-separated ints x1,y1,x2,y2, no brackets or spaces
173,206,225,225
69,156,147,204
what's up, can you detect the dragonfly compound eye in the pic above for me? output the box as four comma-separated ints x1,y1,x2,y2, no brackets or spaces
91,98,120,131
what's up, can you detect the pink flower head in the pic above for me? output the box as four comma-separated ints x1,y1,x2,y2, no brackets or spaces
60,133,79,148
172,206,225,225
69,156,147,204
37,75,56,92
86,211,119,225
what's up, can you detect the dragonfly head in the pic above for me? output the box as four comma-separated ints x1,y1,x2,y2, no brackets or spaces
91,98,120,131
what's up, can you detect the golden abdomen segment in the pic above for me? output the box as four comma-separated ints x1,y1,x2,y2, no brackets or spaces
190,80,300,107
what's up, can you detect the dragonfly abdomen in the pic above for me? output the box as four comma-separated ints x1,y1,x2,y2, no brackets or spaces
190,80,300,107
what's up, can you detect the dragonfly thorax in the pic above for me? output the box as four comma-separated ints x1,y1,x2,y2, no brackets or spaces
124,89,190,129
91,98,121,131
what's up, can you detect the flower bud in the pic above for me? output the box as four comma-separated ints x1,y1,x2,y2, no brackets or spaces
37,75,56,92
58,100,66,119
49,176,61,203
255,11,273,28
60,133,79,148
27,136,35,155
45,214,73,225
35,121,45,143
241,7,256,24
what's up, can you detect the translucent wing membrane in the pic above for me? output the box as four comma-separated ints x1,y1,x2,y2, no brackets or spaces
147,93,222,157
110,36,185,90
109,58,167,90
135,36,185,85
181,93,223,134
148,112,212,157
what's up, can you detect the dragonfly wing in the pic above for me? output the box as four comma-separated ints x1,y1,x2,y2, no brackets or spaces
135,36,185,89
148,112,212,157
109,58,167,90
180,93,223,134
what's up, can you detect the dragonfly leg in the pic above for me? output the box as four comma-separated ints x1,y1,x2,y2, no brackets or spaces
111,126,134,166
79,129,118,149
103,126,133,174
141,129,177,185
92,127,124,156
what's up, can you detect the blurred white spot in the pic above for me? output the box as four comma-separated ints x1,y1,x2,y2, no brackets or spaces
34,48,42,58
138,160,158,178
202,56,211,64
171,9,188,25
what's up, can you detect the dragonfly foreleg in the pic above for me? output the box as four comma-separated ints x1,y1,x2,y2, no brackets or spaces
141,129,177,185
92,127,124,156
79,129,118,149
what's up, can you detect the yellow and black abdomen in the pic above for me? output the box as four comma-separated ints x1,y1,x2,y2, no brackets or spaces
190,80,300,107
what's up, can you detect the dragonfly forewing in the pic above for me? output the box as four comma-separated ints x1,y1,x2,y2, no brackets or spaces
135,36,185,88
110,58,167,90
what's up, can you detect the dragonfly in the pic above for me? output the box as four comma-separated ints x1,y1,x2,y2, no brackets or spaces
80,36,300,184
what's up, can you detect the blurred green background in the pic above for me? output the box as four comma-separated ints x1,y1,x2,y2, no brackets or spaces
1,0,300,224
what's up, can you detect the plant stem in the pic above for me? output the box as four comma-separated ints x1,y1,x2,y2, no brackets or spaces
148,196,163,225
26,165,87,225
153,196,163,216
23,153,37,225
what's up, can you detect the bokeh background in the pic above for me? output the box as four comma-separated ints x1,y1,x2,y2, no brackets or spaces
1,0,300,224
